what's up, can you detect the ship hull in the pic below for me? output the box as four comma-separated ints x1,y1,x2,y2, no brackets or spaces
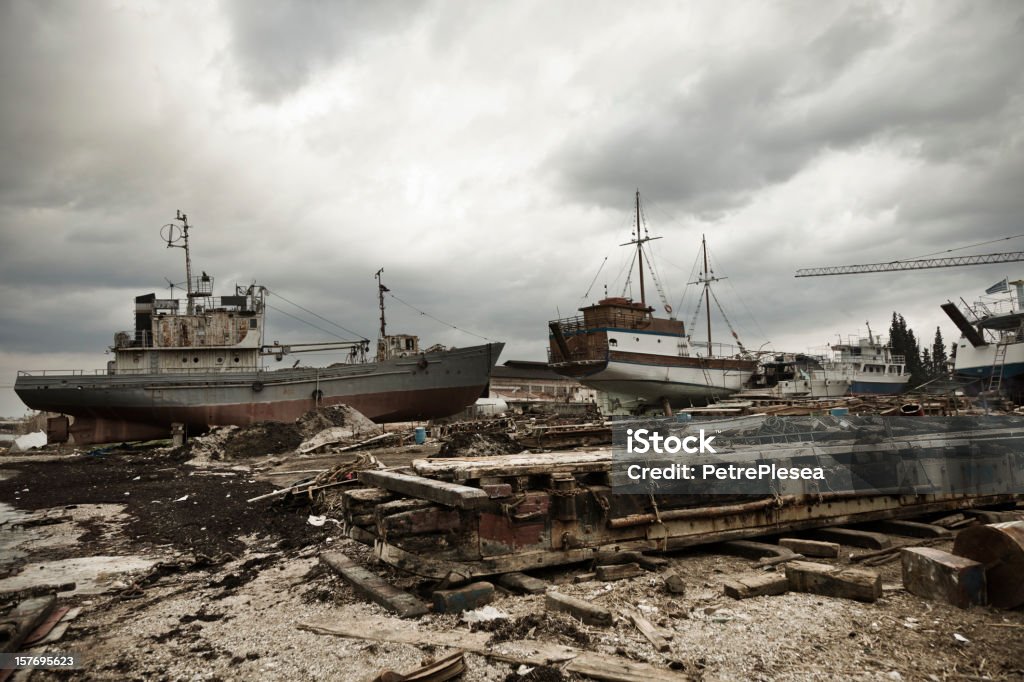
15,342,503,444
565,355,756,407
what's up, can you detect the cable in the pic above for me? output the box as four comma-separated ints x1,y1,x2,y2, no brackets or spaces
890,234,1024,263
386,292,496,342
265,288,368,340
265,304,359,342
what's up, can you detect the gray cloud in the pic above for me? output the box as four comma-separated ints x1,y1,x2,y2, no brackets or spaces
223,0,423,102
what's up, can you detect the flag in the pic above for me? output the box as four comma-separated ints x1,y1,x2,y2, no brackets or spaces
986,278,1008,295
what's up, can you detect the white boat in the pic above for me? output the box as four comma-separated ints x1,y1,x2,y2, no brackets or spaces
942,278,1024,398
547,192,757,412
745,327,909,398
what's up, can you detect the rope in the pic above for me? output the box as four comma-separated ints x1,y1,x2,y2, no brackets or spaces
386,292,496,342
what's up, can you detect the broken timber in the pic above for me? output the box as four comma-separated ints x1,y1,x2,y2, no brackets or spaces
298,616,691,682
358,470,488,509
320,552,428,618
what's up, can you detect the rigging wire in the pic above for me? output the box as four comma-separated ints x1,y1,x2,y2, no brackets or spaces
891,233,1024,263
265,303,358,342
705,241,766,344
265,288,368,340
580,256,608,302
386,291,495,342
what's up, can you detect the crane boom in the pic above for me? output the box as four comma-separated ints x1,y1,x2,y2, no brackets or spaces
795,251,1024,277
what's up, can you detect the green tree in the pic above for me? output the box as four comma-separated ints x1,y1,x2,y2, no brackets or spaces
888,312,927,387
932,327,949,378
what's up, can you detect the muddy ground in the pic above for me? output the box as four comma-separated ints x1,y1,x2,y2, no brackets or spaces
1,444,1022,681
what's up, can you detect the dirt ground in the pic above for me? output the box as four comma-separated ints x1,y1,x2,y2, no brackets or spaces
1,444,1022,681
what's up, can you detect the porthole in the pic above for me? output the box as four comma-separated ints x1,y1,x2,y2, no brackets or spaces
216,357,224,364
234,357,240,363
193,357,199,363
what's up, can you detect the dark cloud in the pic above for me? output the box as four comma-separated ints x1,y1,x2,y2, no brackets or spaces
223,0,423,102
552,2,1024,214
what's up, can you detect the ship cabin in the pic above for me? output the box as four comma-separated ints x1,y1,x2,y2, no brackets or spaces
827,337,905,378
376,334,420,361
548,297,686,367
109,278,265,375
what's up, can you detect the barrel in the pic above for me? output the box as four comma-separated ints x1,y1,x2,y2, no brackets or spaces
414,426,427,445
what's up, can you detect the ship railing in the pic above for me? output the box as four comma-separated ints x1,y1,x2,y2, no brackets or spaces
549,310,656,334
688,341,750,359
18,366,260,377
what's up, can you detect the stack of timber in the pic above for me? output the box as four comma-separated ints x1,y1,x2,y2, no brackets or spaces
338,418,1024,579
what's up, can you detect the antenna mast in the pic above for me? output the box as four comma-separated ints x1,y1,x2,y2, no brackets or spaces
161,210,195,314
375,268,388,339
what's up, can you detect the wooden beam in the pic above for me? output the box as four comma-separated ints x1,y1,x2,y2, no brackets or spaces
413,451,612,481
625,609,671,652
298,616,691,682
320,552,428,618
359,470,489,509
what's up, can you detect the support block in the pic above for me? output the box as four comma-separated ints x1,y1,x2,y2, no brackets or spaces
595,562,643,581
722,572,789,600
785,560,882,603
432,581,495,614
497,572,549,595
901,547,986,609
778,538,840,558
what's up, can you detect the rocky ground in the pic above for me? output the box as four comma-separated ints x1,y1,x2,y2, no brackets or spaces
1,441,1022,682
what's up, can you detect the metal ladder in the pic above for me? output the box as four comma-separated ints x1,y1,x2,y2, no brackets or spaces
988,343,1008,393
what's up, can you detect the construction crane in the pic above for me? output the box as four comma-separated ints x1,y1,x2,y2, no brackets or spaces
795,251,1024,277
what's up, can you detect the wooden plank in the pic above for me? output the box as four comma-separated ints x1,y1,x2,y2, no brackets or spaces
778,538,840,558
297,617,690,682
625,610,670,652
413,451,612,481
320,552,428,618
595,563,643,581
785,560,882,603
567,653,689,682
719,540,797,561
545,591,614,626
359,470,489,509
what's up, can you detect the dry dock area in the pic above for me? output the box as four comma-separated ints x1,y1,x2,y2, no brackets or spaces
1,414,1023,681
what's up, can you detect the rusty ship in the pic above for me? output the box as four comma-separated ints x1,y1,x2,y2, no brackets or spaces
14,211,504,445
548,191,758,412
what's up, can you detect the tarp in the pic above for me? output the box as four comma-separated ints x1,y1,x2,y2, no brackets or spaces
10,430,47,453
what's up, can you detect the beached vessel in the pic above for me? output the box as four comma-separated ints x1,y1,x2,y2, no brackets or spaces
547,192,757,411
943,278,1024,399
744,324,909,398
14,212,503,444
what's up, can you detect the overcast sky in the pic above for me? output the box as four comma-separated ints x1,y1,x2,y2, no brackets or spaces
2,1,1023,417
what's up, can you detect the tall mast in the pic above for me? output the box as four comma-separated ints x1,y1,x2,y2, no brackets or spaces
620,190,661,310
703,234,712,355
375,268,388,339
636,190,646,307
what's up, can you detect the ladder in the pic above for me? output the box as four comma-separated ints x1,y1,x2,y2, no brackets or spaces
987,342,1008,394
